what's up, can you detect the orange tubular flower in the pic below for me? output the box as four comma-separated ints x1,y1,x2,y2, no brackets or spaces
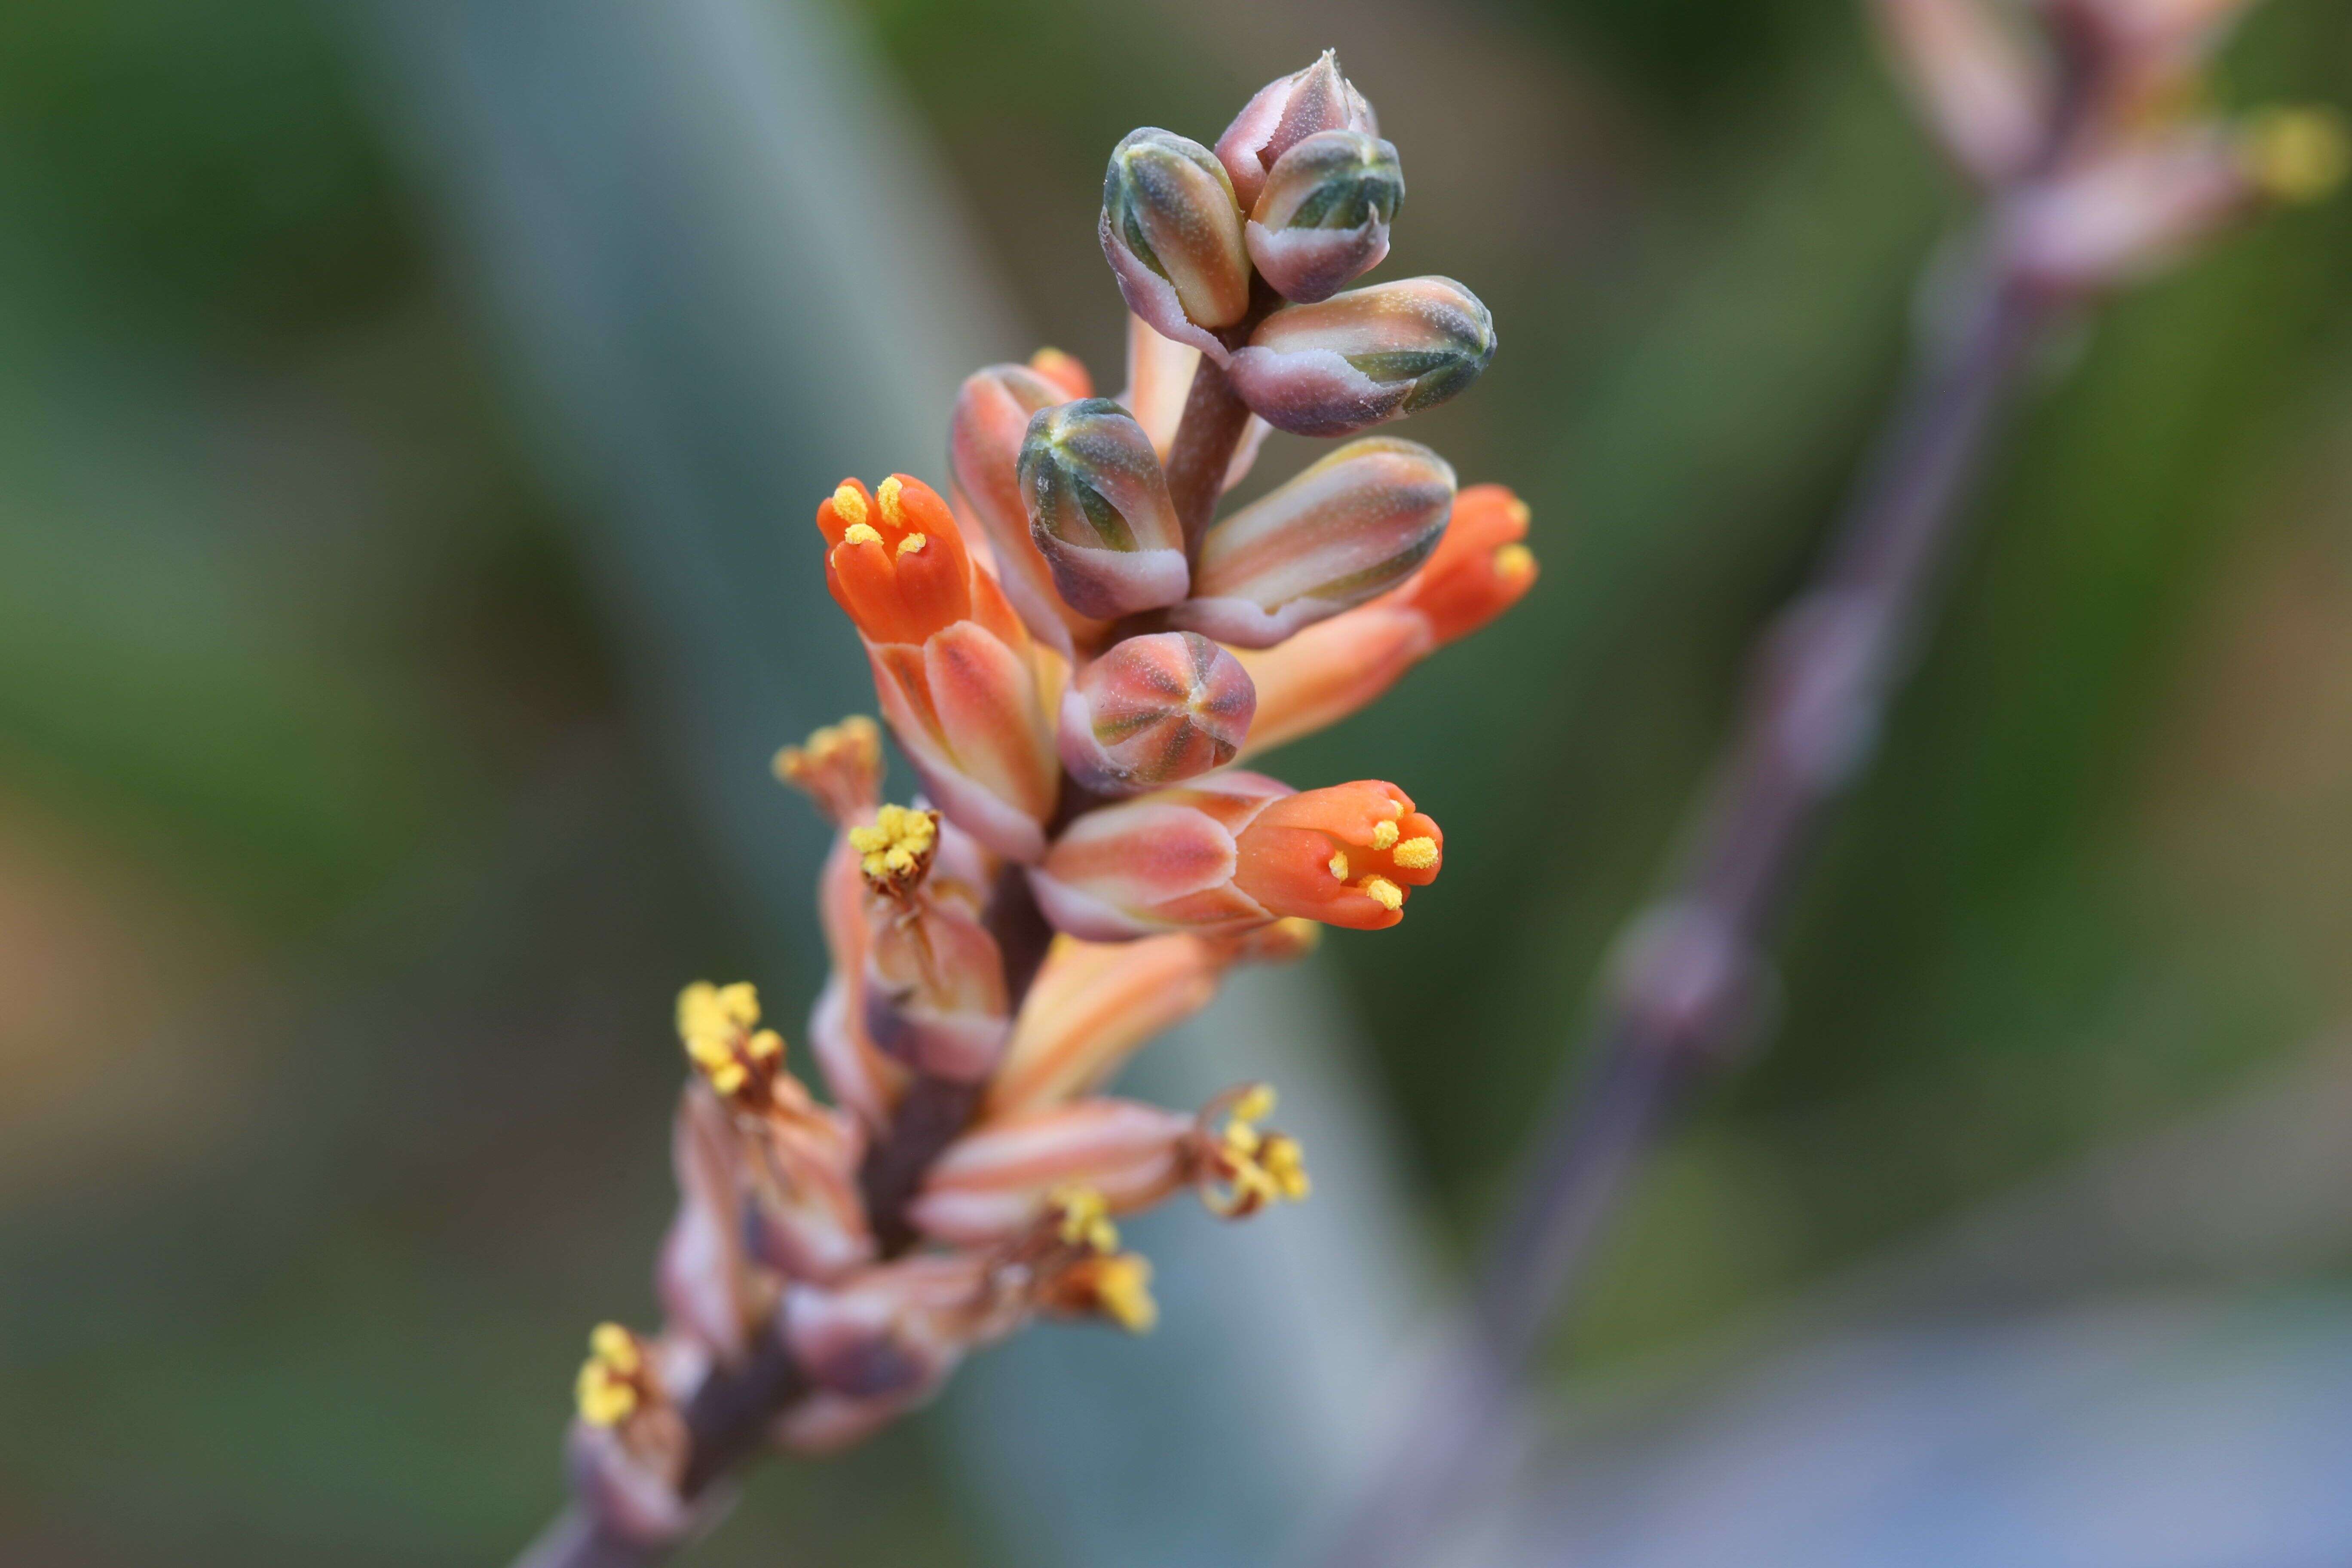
1236,483,1537,760
819,475,1060,861
1029,771,1443,937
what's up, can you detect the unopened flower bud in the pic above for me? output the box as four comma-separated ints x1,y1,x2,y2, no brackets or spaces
1228,276,1495,438
1100,128,1251,360
1216,50,1380,210
1058,631,1256,794
950,363,1106,652
1170,437,1456,648
1018,399,1190,618
1248,129,1403,303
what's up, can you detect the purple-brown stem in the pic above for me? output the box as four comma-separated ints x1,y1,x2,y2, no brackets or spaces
1315,256,2067,1568
1161,279,1280,562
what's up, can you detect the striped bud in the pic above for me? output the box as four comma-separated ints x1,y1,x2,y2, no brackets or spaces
1216,50,1380,210
1018,399,1190,619
1228,276,1495,438
908,1098,1197,1246
1238,484,1537,758
1247,129,1403,303
950,363,1106,652
1169,437,1456,649
1029,771,1442,937
1058,631,1256,795
1100,128,1251,361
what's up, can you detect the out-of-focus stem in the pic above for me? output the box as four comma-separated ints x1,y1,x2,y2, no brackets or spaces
1317,259,2064,1568
515,873,1061,1568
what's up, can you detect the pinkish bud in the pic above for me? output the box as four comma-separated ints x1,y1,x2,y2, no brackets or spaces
909,1098,1197,1245
1057,631,1256,795
1872,0,2051,184
950,363,1107,652
1168,437,1457,649
1100,128,1251,361
1247,129,1403,303
1216,50,1380,210
1227,276,1495,438
2000,125,2250,290
1018,398,1191,618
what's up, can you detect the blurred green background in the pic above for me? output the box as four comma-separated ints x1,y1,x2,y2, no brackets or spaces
6,0,2352,1562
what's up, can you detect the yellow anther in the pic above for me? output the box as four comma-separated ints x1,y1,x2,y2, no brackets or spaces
1505,497,1531,528
1048,1184,1120,1253
1359,875,1404,912
1391,836,1438,870
842,521,884,547
848,803,939,889
1327,850,1350,880
1370,820,1399,851
576,1323,646,1427
876,475,907,528
1092,1253,1158,1334
896,532,928,557
2244,107,2349,203
1259,1134,1311,1200
1230,1084,1276,1124
831,482,868,527
747,1029,783,1063
1493,543,1536,581
678,980,760,1053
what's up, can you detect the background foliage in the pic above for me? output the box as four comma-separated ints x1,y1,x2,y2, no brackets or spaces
5,0,2352,1561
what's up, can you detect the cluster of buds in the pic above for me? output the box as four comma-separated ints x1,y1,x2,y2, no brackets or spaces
558,52,1540,1551
1874,0,2347,291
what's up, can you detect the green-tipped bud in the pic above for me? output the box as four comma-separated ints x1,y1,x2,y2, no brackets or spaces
1216,50,1380,210
1168,437,1455,649
1248,130,1403,303
1100,128,1251,362
1227,277,1494,438
1018,399,1190,619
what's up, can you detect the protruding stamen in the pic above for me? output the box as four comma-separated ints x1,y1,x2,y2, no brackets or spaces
1327,850,1349,880
677,980,785,1101
1358,875,1403,911
1048,1183,1121,1254
774,714,884,827
897,533,928,557
831,482,868,528
2243,107,2350,203
842,521,883,547
1370,820,1399,850
1390,836,1437,870
576,1322,653,1427
876,474,908,528
1089,1253,1158,1333
1197,1082,1310,1218
1494,542,1536,581
847,803,940,896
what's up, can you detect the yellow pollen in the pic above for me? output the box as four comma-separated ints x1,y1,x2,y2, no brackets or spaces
1259,1134,1311,1200
1327,850,1349,880
1093,1253,1158,1334
1391,836,1438,870
1231,1084,1276,1123
1493,543,1536,581
2244,107,2350,203
1370,821,1399,851
1506,498,1531,528
831,482,868,527
841,521,883,547
1359,875,1404,912
576,1323,646,1427
876,475,907,528
1049,1184,1120,1253
848,803,939,887
897,532,928,557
